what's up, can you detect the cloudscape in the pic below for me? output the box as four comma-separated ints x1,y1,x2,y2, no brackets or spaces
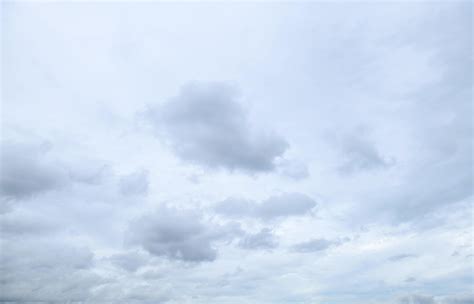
0,2,472,303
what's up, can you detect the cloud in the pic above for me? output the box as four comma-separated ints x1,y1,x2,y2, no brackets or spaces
388,253,418,262
0,211,57,238
404,277,416,283
0,239,100,302
0,141,68,200
277,159,310,180
145,82,288,173
214,192,317,220
292,238,346,253
398,294,436,304
390,153,472,223
0,140,115,204
441,295,474,304
128,206,241,262
238,228,278,250
394,294,474,304
1,2,472,303
213,198,256,218
257,193,316,219
335,127,393,175
362,147,473,224
119,169,149,196
68,162,113,185
107,251,149,272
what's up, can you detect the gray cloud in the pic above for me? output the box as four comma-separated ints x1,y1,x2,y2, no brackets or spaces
292,238,346,253
0,141,115,205
0,141,67,200
214,198,256,218
128,206,241,262
1,2,472,303
334,127,393,175
277,159,310,180
119,169,149,196
107,251,149,272
258,193,316,219
215,192,317,220
0,239,99,302
146,82,288,173
396,294,474,304
398,294,436,304
358,145,473,225
388,253,418,262
442,295,474,304
404,277,416,283
68,162,113,185
0,212,57,238
390,152,472,223
238,228,278,250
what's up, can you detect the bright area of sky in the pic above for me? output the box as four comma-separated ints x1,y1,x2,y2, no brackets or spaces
0,1,473,304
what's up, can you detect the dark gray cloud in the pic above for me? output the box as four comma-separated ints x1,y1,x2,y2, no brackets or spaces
214,193,317,220
119,170,149,196
238,228,278,250
0,141,67,200
292,238,345,253
128,206,241,262
146,82,288,173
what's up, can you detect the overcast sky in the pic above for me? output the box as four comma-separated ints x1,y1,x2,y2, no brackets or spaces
0,1,473,303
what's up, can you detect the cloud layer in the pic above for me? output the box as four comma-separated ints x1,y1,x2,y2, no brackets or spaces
1,2,472,303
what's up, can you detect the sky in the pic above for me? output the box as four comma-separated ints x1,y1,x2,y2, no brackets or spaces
0,1,473,303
